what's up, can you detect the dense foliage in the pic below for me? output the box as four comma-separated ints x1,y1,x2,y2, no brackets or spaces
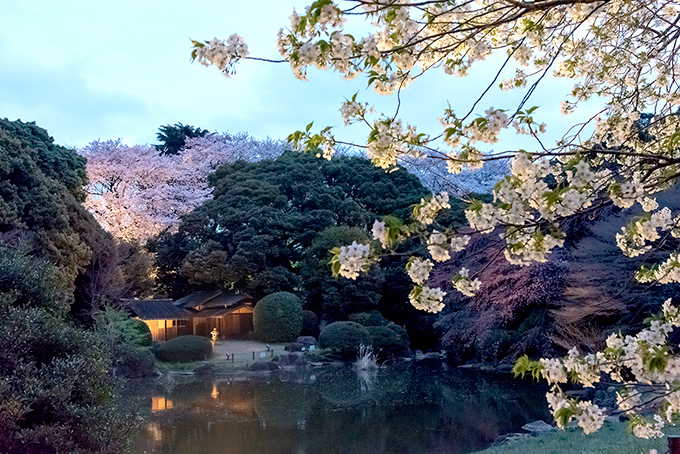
348,310,389,327
318,321,372,357
153,335,213,363
94,306,156,378
153,150,429,299
301,310,320,337
0,246,130,454
253,291,303,343
0,118,120,321
365,325,409,359
301,226,384,321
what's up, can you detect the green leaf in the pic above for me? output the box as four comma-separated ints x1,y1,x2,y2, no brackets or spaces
513,355,531,377
554,407,574,428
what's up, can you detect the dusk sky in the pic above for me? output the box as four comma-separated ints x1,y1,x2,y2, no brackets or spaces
0,1,596,151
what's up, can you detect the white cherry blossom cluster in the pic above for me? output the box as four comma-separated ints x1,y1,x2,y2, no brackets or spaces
616,207,676,257
371,219,389,249
366,118,424,169
336,241,370,280
452,267,481,297
631,415,665,439
563,347,602,388
191,35,248,77
609,179,646,209
637,252,680,285
413,192,450,225
519,299,680,436
427,231,450,263
502,229,565,266
406,257,433,285
316,3,345,30
465,108,509,145
545,390,606,434
539,358,568,385
408,285,446,313
465,202,498,234
575,401,607,435
340,99,373,126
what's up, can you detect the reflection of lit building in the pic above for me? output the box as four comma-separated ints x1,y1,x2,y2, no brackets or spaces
207,382,257,417
147,422,163,442
152,396,174,412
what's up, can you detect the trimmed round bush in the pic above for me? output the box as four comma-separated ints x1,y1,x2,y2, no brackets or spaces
348,310,388,327
253,292,303,343
366,326,409,359
301,310,320,337
318,321,371,357
153,335,212,363
386,322,410,345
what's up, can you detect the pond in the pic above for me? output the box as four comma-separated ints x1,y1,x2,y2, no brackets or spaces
125,363,550,454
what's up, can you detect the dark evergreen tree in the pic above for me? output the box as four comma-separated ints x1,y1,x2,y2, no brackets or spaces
155,122,209,155
0,118,121,322
153,151,429,302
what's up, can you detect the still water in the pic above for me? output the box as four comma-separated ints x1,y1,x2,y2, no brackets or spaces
126,363,550,454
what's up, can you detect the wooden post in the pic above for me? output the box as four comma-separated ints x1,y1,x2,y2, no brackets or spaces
669,435,680,454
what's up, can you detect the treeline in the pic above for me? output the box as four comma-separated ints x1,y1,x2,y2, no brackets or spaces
0,118,143,453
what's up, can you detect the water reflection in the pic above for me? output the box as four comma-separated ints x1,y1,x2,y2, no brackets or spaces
128,364,550,454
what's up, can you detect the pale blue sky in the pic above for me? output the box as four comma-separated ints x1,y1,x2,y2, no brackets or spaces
0,1,595,150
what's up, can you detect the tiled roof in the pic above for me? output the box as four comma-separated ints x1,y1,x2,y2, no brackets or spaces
172,290,223,309
127,299,192,320
173,291,256,309
191,304,254,318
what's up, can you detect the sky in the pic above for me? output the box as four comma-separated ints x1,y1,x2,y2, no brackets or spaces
0,1,598,151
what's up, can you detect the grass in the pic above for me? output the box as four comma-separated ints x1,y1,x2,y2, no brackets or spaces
475,421,680,454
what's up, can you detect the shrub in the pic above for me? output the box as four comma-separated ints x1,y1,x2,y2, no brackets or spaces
386,322,410,345
473,329,521,363
348,310,389,327
318,321,371,357
153,335,212,362
0,246,131,453
253,292,303,342
366,326,409,359
94,307,155,377
116,348,156,378
130,318,153,347
301,310,320,337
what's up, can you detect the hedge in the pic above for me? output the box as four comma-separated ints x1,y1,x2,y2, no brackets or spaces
318,321,372,357
253,292,303,342
153,335,212,362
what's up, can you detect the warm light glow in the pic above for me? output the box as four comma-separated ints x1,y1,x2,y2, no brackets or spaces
211,383,219,400
147,422,163,442
152,396,173,412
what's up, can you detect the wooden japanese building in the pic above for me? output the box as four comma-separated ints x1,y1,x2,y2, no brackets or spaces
173,291,256,339
126,299,192,342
